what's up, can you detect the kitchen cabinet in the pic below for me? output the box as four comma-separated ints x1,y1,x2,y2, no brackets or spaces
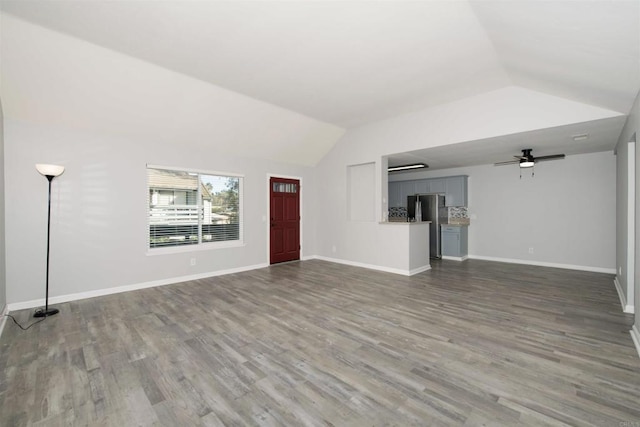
388,180,417,207
441,225,468,260
414,178,445,194
389,175,468,208
414,180,429,194
444,176,467,207
388,181,402,207
428,178,446,193
399,181,416,205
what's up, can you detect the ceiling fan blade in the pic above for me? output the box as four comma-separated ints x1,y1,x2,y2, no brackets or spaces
494,160,520,166
535,154,565,162
513,155,526,160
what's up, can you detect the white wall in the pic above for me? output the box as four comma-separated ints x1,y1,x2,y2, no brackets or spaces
348,163,376,222
0,10,633,316
390,151,616,272
0,100,6,313
616,89,640,350
316,87,622,272
4,119,317,306
615,137,635,312
0,14,339,307
0,14,344,167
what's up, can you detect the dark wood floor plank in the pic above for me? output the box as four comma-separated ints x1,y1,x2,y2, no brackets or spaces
1,259,639,426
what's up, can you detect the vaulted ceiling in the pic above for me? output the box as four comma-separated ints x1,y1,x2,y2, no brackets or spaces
1,0,639,167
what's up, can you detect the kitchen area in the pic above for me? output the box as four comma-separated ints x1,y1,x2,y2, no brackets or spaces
388,175,469,261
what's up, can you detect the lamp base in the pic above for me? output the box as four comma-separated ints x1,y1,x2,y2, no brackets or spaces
34,307,59,318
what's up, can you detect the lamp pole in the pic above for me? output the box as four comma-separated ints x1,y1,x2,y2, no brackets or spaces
34,164,65,318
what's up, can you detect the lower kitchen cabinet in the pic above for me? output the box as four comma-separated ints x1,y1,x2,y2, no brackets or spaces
441,225,468,260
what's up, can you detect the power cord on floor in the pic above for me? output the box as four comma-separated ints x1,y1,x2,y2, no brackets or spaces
4,313,47,331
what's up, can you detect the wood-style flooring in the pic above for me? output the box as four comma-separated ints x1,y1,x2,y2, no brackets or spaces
0,259,639,426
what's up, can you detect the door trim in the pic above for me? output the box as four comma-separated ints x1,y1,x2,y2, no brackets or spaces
626,141,635,312
266,173,304,263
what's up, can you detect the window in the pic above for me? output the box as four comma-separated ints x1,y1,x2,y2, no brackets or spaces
147,166,243,249
272,182,297,193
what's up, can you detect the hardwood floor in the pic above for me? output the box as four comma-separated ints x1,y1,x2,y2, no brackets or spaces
1,259,639,426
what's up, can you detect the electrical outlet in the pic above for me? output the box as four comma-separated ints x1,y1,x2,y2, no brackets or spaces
619,266,622,275
190,258,196,266
332,245,337,253
528,247,534,254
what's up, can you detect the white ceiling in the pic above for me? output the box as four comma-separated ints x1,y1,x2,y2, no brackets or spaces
387,116,628,171
1,0,639,167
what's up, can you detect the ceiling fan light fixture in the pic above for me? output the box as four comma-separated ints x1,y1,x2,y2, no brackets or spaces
495,148,564,171
388,163,428,172
519,160,534,168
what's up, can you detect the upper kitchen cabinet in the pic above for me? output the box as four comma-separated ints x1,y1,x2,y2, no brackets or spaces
428,178,446,194
389,175,467,208
388,180,417,207
388,181,401,207
399,181,416,205
415,178,445,194
445,176,468,207
414,180,429,194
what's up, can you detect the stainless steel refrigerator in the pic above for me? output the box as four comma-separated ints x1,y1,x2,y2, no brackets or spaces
407,193,448,259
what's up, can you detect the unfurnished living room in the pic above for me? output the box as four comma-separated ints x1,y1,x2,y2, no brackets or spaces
0,1,639,426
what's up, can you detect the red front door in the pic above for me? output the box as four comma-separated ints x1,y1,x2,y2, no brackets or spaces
270,177,300,264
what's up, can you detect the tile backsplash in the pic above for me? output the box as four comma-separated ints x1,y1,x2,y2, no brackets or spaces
448,207,468,219
389,206,407,219
447,206,470,224
387,206,470,223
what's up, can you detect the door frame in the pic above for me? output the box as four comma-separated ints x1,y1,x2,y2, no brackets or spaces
627,140,635,312
266,173,304,263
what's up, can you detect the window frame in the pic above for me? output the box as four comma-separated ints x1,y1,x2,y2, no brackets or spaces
146,164,245,255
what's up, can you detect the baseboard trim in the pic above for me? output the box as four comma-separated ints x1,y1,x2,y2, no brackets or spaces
313,255,429,276
7,263,269,312
631,325,640,359
409,264,432,276
614,277,635,314
441,255,469,262
467,255,616,274
0,304,8,341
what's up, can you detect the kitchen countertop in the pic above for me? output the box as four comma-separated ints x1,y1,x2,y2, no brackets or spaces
380,220,431,225
442,223,469,227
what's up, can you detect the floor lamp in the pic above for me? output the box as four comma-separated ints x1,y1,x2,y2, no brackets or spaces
34,163,65,318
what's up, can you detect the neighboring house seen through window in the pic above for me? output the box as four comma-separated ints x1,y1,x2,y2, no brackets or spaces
147,167,242,249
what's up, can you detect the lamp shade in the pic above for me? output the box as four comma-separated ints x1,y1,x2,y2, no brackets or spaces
36,164,65,177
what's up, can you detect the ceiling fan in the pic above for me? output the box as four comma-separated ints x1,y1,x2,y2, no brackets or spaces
494,148,565,168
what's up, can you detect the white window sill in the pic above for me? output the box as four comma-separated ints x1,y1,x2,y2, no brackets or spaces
146,240,245,256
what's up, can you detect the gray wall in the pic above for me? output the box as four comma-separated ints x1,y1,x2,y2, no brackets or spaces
4,119,318,305
390,151,616,271
0,101,6,313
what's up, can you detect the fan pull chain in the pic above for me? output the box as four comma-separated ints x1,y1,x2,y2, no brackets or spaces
520,165,535,179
